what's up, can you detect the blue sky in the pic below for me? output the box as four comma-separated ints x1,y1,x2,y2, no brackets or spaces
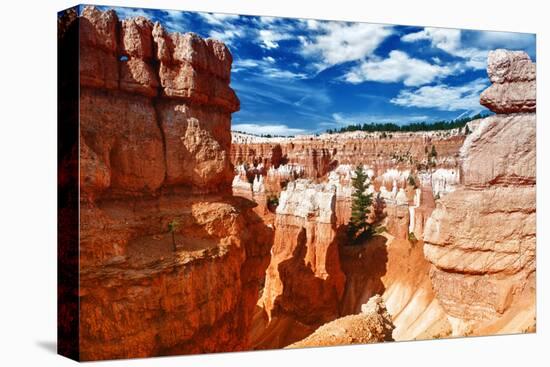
93,5,536,136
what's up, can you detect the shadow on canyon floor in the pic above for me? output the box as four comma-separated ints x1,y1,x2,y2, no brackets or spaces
339,232,389,316
249,225,390,350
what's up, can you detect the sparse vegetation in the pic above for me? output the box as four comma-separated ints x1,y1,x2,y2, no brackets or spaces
266,195,279,210
430,145,438,158
347,166,374,244
407,174,417,188
168,219,179,252
233,130,295,138
325,113,490,134
408,231,418,244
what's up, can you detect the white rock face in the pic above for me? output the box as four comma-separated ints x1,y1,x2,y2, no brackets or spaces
252,174,265,193
232,174,251,192
408,188,422,233
418,168,460,197
395,188,408,206
328,170,353,198
267,164,305,180
379,169,410,188
276,179,336,224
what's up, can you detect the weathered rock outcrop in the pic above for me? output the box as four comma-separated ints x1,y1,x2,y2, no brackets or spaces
254,180,346,347
424,50,536,334
288,295,394,348
80,197,272,359
63,6,273,360
79,6,238,201
480,49,536,114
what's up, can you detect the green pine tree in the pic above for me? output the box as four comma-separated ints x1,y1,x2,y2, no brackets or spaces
348,166,374,243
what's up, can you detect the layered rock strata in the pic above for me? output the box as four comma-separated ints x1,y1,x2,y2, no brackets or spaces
65,6,273,360
255,180,346,347
423,49,536,334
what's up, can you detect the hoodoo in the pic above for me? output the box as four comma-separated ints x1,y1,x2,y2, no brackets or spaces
253,180,346,348
423,49,536,335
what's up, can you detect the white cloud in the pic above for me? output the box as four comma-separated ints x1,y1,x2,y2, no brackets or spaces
343,50,457,86
157,9,192,33
390,78,488,111
191,12,244,45
232,76,331,110
198,12,240,26
232,123,308,136
402,28,461,53
401,27,488,70
112,7,152,19
258,29,290,49
259,16,277,25
265,69,307,79
233,59,259,70
233,58,306,79
300,22,394,69
209,29,243,44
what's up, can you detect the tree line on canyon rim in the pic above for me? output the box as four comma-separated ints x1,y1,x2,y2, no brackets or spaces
325,112,486,135
232,112,484,138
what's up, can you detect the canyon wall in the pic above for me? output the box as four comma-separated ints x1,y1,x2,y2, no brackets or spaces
64,7,273,360
231,130,465,180
252,180,346,348
423,50,536,335
231,129,464,228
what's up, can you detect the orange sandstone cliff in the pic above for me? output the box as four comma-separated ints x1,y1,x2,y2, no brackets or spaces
61,6,274,360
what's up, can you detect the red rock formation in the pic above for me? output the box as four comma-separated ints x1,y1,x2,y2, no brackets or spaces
254,180,346,348
70,6,273,360
423,50,536,335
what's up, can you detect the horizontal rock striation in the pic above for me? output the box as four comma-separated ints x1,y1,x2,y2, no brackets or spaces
62,6,273,360
79,197,272,359
79,6,238,201
424,49,536,332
